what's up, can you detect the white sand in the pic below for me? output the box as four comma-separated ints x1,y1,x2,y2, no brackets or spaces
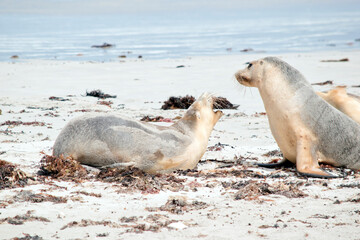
0,51,360,239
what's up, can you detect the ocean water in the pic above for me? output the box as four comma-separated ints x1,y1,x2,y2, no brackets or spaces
0,11,360,61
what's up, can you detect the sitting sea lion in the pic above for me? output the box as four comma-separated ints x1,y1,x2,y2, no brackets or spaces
53,93,223,173
235,57,360,177
317,87,360,124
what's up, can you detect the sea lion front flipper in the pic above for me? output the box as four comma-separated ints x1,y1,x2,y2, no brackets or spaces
295,137,337,178
256,158,293,168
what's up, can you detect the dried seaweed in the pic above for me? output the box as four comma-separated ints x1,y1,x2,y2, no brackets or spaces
311,80,333,86
147,197,208,214
97,100,113,107
161,95,195,110
97,167,185,193
0,121,46,127
61,219,122,230
140,116,173,122
0,160,30,189
38,154,88,181
233,181,306,200
86,89,117,99
320,58,349,62
13,190,67,203
49,96,69,101
0,210,50,225
12,234,43,240
161,95,239,110
213,97,239,109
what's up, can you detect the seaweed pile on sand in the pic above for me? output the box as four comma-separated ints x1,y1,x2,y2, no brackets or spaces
0,160,31,189
38,154,88,181
97,167,185,193
85,89,117,99
161,95,238,110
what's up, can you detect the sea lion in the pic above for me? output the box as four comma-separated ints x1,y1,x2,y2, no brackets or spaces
53,93,223,173
235,57,360,177
317,87,360,124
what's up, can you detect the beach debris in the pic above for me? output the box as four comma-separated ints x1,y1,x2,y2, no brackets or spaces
119,55,126,58
97,167,185,193
147,196,208,214
233,181,307,200
352,85,360,88
11,233,44,240
161,95,239,110
138,55,143,59
213,97,239,109
13,190,67,203
207,142,234,151
0,160,30,189
176,65,185,68
161,95,196,110
76,53,83,56
10,55,19,59
49,96,70,101
97,100,113,108
226,48,232,52
1,211,50,226
0,121,46,127
262,149,282,157
252,112,267,117
140,116,173,122
60,219,122,230
355,38,360,42
38,153,88,181
0,109,2,115
91,43,115,49
327,44,336,47
320,58,349,62
240,48,254,52
311,80,333,86
85,89,117,99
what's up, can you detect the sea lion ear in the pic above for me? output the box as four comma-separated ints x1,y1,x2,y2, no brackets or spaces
260,60,264,65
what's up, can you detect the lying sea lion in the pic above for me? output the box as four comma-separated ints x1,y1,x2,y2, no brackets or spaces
235,57,360,177
317,87,360,124
53,93,223,173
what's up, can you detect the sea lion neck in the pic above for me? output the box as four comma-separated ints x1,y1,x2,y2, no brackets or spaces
171,118,197,135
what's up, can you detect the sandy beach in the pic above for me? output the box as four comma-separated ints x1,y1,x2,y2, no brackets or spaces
1,50,360,240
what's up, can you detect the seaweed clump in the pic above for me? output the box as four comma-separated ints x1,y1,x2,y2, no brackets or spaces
0,160,30,189
97,167,185,193
213,97,239,109
86,89,117,99
38,154,87,181
233,181,307,200
161,95,238,110
161,95,195,110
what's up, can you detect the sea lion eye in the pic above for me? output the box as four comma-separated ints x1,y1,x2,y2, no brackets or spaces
247,63,253,69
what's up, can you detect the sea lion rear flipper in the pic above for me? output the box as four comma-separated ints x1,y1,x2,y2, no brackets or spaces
299,171,338,178
256,158,293,168
296,138,338,178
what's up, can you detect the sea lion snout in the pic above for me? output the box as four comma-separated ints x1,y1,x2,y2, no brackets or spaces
235,69,252,87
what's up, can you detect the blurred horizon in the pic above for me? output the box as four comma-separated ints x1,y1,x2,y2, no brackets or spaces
0,0,359,61
1,0,360,16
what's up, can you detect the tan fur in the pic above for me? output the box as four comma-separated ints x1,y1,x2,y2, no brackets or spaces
234,58,360,177
317,87,360,124
53,93,223,173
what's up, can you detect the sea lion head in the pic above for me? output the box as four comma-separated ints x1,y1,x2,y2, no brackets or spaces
235,57,307,90
184,92,223,127
234,59,266,88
